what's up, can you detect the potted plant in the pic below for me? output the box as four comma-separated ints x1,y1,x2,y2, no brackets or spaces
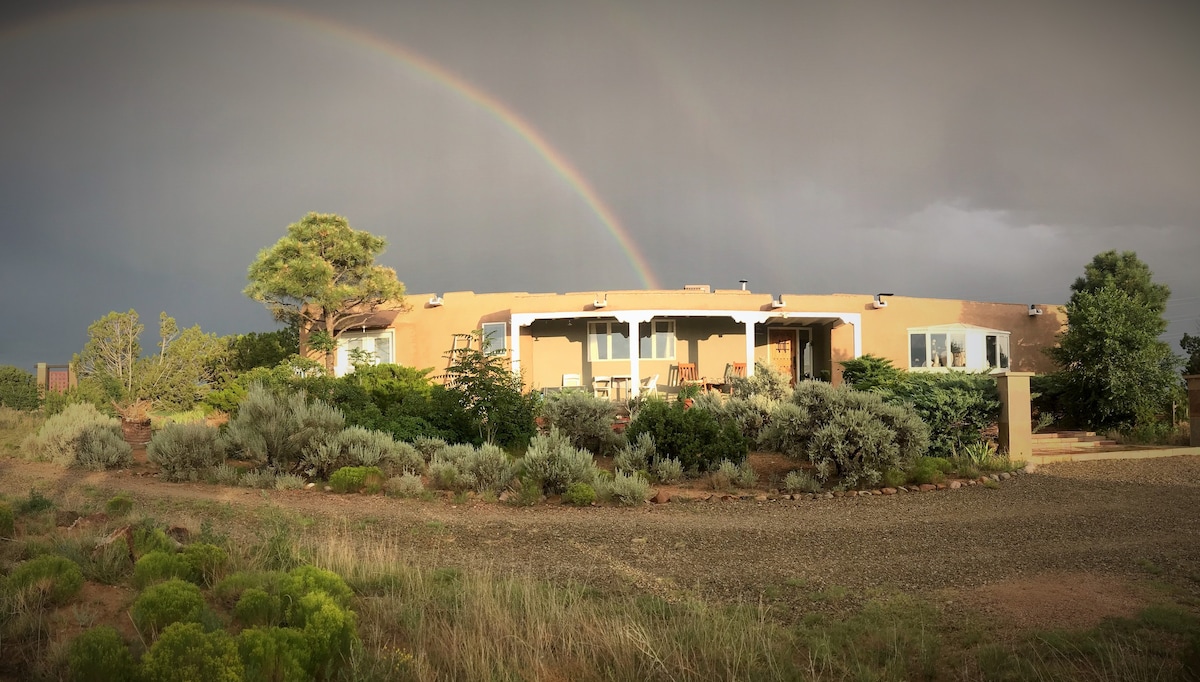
112,399,154,447
951,341,966,367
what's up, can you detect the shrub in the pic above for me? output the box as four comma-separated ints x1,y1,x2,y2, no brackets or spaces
710,459,741,491
651,456,684,484
839,354,905,392
880,468,906,488
433,442,476,464
148,423,227,482
412,436,447,460
183,543,228,588
907,457,950,485
105,494,134,516
329,466,385,494
296,591,359,679
461,443,515,493
213,571,286,609
280,565,354,614
211,463,241,486
520,428,601,494
0,500,13,539
736,462,758,488
303,426,411,480
762,382,929,487
614,432,655,474
223,384,344,473
130,579,209,638
67,626,137,682
626,399,747,472
541,391,623,455
134,551,194,588
427,456,472,492
608,471,650,506
959,439,999,467
237,626,309,682
724,395,776,442
239,468,278,489
783,470,822,494
729,362,792,401
507,479,544,506
384,473,425,498
133,525,178,557
234,588,284,627
22,402,131,469
8,555,84,605
140,622,244,682
562,482,596,506
884,372,1000,460
275,474,306,490
0,365,39,411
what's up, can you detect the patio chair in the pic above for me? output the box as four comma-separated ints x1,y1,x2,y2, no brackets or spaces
592,375,612,399
562,373,582,388
722,362,747,394
640,374,659,396
676,363,700,387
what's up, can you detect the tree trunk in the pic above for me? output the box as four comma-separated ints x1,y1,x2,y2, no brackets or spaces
324,319,336,375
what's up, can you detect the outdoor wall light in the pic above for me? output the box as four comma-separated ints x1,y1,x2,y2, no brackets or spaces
428,295,444,307
593,294,608,308
771,295,785,308
872,293,894,309
1028,304,1043,316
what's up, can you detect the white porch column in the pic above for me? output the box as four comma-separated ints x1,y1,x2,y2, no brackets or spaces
510,319,522,375
614,312,654,396
731,313,767,377
835,313,863,358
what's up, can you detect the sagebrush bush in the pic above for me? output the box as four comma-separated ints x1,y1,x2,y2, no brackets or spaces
460,444,514,493
608,471,650,506
148,423,226,482
412,436,447,460
239,469,278,489
520,428,600,494
274,474,306,490
625,399,747,473
724,395,777,442
613,432,655,474
0,500,13,539
130,578,208,638
736,462,758,488
134,551,194,588
183,543,228,588
237,626,310,682
234,588,284,628
540,391,623,455
384,473,425,498
211,463,241,486
8,555,84,605
709,459,741,491
651,456,684,484
304,426,418,480
22,402,130,469
329,466,385,493
762,382,929,488
783,470,822,494
561,482,596,506
729,362,793,401
140,622,244,682
67,626,137,682
427,456,472,491
223,384,344,473
433,443,476,464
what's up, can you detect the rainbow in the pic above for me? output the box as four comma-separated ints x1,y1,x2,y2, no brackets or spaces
1,2,661,289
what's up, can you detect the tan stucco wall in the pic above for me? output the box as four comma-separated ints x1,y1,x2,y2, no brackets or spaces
307,289,1066,387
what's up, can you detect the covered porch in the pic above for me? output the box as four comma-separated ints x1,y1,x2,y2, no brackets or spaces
509,309,862,398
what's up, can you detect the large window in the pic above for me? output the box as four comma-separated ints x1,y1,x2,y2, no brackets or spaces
908,326,1009,371
588,321,630,361
639,320,676,360
336,330,394,376
481,322,507,355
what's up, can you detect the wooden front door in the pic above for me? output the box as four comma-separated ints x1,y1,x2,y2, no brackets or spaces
767,328,797,385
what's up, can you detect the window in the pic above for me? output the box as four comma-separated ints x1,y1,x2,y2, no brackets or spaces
588,321,629,361
985,334,1010,369
336,330,394,376
639,320,676,360
481,322,507,355
908,326,1009,371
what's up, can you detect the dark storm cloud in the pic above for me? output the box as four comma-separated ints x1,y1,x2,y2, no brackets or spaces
1,0,1197,370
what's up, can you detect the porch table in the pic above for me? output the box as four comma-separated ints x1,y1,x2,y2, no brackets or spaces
610,375,633,401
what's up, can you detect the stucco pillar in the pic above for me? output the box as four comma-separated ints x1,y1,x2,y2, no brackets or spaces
510,323,522,375
744,320,756,377
36,363,48,391
1185,375,1200,447
996,372,1034,460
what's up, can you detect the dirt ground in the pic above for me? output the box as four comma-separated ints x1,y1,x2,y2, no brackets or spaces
4,455,1199,630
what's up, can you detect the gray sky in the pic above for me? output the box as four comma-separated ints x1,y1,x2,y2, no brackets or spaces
2,0,1197,370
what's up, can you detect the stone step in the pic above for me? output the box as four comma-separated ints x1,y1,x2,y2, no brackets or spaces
1032,430,1099,440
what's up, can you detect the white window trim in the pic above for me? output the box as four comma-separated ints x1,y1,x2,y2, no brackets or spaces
481,322,508,355
588,320,630,361
335,329,395,377
639,319,677,360
907,326,1010,372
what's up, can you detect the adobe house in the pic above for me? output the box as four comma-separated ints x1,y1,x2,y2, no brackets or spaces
305,286,1065,397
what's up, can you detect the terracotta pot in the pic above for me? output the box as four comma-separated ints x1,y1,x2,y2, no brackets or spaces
120,418,152,446
683,398,695,410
